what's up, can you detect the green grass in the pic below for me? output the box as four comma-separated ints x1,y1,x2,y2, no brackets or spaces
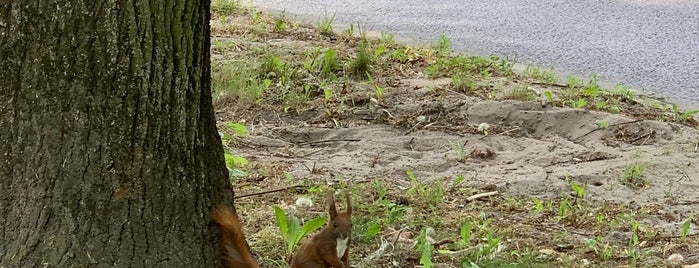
501,85,536,101
317,13,336,36
350,40,372,79
621,161,647,188
211,0,240,15
212,61,269,104
522,65,557,83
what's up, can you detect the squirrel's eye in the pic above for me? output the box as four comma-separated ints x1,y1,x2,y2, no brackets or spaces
333,223,337,228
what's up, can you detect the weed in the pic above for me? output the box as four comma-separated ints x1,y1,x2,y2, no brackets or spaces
502,85,536,101
317,13,336,36
450,140,467,162
212,62,269,103
621,161,647,188
452,74,477,93
416,228,433,268
273,16,287,32
594,119,609,129
212,0,240,15
681,217,692,241
319,48,339,79
613,84,636,102
303,48,322,73
380,32,395,46
433,33,452,57
351,41,372,78
523,65,557,83
531,197,544,215
249,9,262,23
427,55,512,78
274,205,327,255
544,90,554,103
342,23,354,37
671,103,699,122
260,55,286,78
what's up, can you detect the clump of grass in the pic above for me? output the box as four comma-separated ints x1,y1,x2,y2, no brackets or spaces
212,0,240,15
260,55,286,78
212,62,270,104
273,16,288,32
319,48,339,79
501,85,536,101
427,55,513,78
350,40,372,79
317,13,336,36
523,65,557,83
452,74,477,93
433,33,452,57
621,161,647,188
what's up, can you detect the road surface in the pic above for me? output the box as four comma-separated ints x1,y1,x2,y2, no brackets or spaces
254,0,699,106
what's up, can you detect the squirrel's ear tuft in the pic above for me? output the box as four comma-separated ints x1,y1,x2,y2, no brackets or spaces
345,189,351,215
327,192,338,218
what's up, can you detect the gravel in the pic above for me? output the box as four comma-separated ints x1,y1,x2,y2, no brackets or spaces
253,0,699,106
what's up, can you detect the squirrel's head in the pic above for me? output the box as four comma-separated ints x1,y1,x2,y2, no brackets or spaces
327,190,352,239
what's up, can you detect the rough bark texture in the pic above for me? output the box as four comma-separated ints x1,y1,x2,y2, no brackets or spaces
0,0,233,266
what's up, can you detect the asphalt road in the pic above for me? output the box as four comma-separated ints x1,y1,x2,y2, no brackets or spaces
254,0,699,106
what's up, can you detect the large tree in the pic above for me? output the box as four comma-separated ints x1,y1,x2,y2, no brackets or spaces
0,0,233,266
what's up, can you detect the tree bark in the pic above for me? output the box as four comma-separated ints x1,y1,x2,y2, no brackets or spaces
0,0,232,266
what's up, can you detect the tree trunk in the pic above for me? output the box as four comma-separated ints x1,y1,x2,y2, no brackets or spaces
0,0,233,266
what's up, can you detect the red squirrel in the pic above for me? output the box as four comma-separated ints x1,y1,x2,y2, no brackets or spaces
212,206,260,268
290,191,352,268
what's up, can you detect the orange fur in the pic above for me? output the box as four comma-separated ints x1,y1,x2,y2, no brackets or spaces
212,206,260,268
290,191,352,268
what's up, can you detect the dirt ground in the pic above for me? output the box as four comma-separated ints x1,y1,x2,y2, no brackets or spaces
210,6,699,268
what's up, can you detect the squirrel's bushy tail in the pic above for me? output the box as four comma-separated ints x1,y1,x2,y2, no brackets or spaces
212,206,260,268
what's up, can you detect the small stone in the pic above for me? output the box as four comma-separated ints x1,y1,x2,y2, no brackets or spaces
667,253,684,264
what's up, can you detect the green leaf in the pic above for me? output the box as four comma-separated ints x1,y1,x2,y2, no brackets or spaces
460,221,472,244
417,228,433,268
296,217,327,246
226,122,248,137
287,217,301,253
274,206,289,242
374,45,386,57
365,222,382,239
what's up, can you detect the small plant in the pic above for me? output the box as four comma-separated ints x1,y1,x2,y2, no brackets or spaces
523,65,557,83
458,221,472,248
380,32,395,46
671,103,699,122
260,55,286,78
574,98,587,108
613,84,636,101
681,217,692,241
452,74,477,93
249,9,262,23
212,0,240,14
570,180,586,199
273,16,288,32
433,33,452,57
342,23,354,37
351,41,372,78
317,13,336,36
319,48,338,79
416,228,433,268
502,85,536,101
274,205,327,255
531,197,544,214
621,161,647,188
450,140,467,162
544,90,554,103
594,119,609,129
